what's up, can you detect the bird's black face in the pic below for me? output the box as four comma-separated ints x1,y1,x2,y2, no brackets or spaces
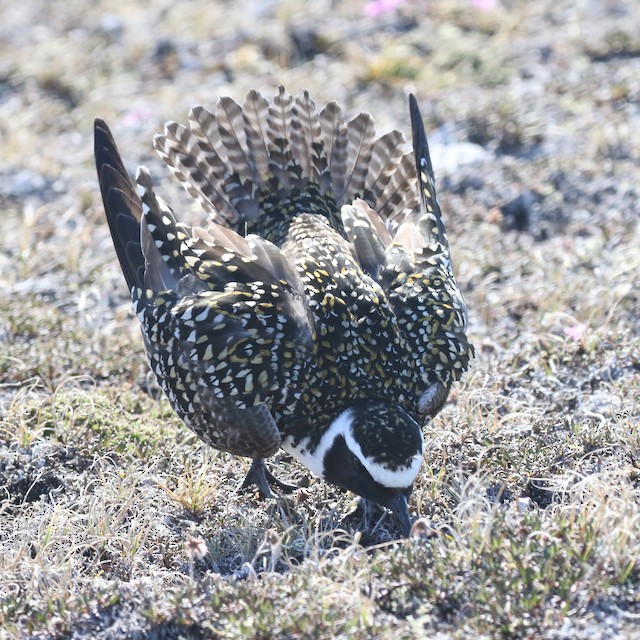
322,434,413,534
311,403,424,535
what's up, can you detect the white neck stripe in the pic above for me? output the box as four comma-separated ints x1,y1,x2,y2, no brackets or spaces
282,407,423,489
344,427,422,488
281,408,354,478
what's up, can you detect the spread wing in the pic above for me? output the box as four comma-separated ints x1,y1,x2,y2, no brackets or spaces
95,119,314,457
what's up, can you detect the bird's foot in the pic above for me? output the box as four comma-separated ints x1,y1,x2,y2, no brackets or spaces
237,458,297,499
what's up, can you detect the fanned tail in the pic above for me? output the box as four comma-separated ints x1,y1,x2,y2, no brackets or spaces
152,87,419,246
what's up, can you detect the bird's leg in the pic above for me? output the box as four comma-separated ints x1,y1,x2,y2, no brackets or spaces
237,458,297,499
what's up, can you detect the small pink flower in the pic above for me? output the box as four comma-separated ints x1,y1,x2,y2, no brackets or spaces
123,105,151,128
563,323,587,341
364,0,405,18
470,0,497,10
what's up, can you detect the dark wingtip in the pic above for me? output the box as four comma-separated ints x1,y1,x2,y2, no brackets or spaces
94,119,145,292
94,118,114,201
408,94,434,179
94,119,115,168
94,117,107,135
408,93,419,119
408,94,449,247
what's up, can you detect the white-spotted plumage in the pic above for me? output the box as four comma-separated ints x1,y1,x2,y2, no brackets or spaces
94,88,473,536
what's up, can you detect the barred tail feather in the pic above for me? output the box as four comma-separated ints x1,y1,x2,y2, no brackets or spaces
188,106,231,172
290,91,324,186
341,113,376,204
363,130,406,204
216,96,256,182
377,153,418,227
242,90,271,181
319,101,348,197
154,122,231,222
266,86,296,194
153,87,422,244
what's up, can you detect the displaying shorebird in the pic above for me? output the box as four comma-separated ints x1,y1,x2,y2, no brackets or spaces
94,88,472,536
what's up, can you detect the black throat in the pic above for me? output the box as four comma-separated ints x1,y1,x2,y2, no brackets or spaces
322,435,412,508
